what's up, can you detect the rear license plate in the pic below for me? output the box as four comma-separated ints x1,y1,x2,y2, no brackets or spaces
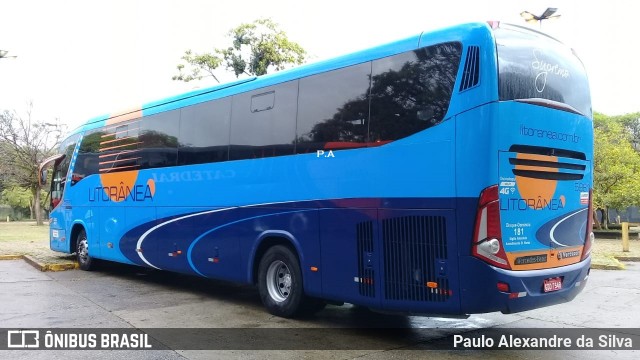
543,277,562,292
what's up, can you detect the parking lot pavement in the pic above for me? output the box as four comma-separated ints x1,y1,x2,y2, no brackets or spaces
0,259,638,359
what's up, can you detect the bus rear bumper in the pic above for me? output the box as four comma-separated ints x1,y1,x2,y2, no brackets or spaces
459,256,591,314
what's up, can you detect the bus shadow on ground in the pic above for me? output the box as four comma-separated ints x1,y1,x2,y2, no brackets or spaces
87,259,416,329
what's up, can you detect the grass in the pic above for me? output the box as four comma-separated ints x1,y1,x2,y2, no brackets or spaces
0,221,49,242
592,237,640,258
0,221,75,264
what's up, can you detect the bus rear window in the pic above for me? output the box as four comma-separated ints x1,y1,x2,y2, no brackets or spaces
495,25,591,118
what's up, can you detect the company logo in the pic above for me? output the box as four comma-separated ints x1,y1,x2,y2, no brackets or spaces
7,330,39,348
90,172,156,202
500,197,565,211
532,49,570,93
557,250,581,260
514,254,548,265
5,329,152,349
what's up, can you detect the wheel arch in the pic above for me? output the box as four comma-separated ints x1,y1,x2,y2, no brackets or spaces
69,221,87,254
249,230,303,284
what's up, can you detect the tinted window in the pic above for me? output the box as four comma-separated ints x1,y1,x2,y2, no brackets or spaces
178,98,231,165
138,110,179,169
52,134,79,204
92,120,141,174
370,43,462,142
495,26,591,117
230,81,298,160
296,62,372,153
73,129,103,184
58,134,79,181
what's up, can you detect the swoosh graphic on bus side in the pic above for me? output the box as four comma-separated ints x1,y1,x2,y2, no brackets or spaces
134,199,317,269
136,207,237,269
549,207,588,247
186,209,315,276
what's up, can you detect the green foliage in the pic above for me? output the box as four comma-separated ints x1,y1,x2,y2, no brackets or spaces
1,187,31,209
174,18,306,82
592,113,640,226
172,50,223,83
615,112,640,151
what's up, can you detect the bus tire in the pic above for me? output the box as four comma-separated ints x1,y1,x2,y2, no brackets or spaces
76,229,94,271
258,245,310,318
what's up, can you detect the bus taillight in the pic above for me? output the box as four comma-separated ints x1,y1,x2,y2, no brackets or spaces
472,185,511,269
581,189,594,261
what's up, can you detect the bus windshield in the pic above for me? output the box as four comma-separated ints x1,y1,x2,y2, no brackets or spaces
495,24,592,118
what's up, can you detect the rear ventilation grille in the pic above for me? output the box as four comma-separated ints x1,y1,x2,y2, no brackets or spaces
509,145,587,181
382,216,450,302
356,221,375,297
459,46,480,91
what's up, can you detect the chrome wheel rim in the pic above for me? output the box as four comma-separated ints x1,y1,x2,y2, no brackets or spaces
266,260,292,303
77,236,89,264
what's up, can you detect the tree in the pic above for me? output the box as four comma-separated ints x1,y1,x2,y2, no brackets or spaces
173,18,306,83
0,141,12,193
0,186,48,219
0,103,64,225
616,112,640,152
1,187,31,214
592,112,640,229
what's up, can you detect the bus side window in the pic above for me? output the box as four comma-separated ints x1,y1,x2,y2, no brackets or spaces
178,97,231,165
369,42,462,142
73,130,102,184
229,81,298,161
296,62,372,153
50,134,79,206
138,110,180,169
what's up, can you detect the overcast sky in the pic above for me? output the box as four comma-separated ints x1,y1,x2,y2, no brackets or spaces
0,0,637,131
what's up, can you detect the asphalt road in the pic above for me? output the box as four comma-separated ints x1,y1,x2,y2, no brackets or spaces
0,259,638,359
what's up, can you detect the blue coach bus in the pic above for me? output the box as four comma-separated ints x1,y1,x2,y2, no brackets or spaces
40,22,593,318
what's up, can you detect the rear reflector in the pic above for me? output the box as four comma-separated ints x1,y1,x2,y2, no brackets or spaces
497,282,510,292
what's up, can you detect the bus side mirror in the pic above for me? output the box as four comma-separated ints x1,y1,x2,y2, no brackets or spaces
40,169,48,186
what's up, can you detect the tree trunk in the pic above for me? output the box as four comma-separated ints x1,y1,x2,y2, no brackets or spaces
603,207,610,230
597,208,605,230
592,208,601,230
34,185,43,226
29,199,34,220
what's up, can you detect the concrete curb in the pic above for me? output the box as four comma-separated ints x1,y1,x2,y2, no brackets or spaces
614,255,640,262
591,255,626,270
0,254,24,260
591,262,626,270
0,254,78,272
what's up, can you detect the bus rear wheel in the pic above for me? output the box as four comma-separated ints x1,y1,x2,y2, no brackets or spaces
257,245,324,318
76,229,94,271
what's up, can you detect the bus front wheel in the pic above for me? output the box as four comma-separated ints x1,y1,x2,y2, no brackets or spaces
76,229,94,271
257,245,311,318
